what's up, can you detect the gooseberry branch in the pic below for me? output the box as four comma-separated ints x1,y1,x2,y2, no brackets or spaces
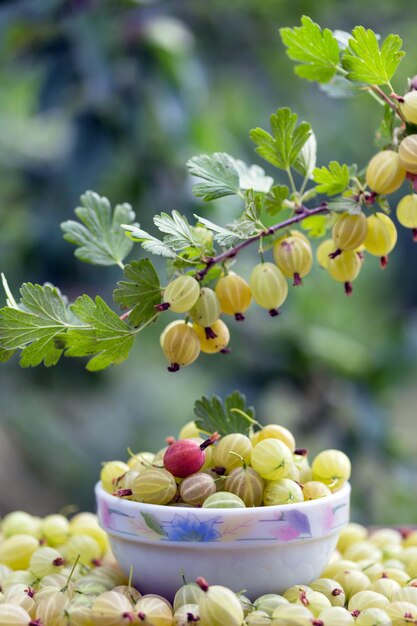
196,203,329,280
3,17,417,373
369,84,406,122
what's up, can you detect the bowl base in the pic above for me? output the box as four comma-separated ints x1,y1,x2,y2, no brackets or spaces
109,533,340,601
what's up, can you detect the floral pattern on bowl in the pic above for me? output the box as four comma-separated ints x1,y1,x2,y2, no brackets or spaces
96,482,350,545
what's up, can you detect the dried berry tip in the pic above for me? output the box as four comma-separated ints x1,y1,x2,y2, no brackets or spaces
234,312,245,321
400,527,413,539
269,308,280,317
200,432,220,450
293,272,302,286
196,576,209,592
332,588,342,596
114,489,133,498
380,255,388,269
166,436,176,446
407,172,417,193
25,587,36,598
138,612,146,621
53,557,65,567
329,248,342,259
220,348,231,354
205,326,217,339
294,448,308,456
344,281,353,296
168,363,180,372
155,302,170,312
351,610,360,618
413,229,417,242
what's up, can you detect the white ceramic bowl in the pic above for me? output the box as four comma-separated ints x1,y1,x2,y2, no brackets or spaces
95,481,350,600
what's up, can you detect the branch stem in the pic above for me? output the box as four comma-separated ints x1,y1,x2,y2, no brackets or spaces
196,204,328,280
369,85,407,123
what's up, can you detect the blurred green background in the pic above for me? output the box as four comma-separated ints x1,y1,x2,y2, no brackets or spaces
0,0,416,524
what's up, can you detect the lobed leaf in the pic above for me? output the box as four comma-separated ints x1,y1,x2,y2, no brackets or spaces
61,191,137,266
313,161,350,196
194,391,256,437
194,215,241,248
250,108,311,171
187,153,240,201
0,282,81,367
294,131,317,178
187,152,273,201
264,185,290,216
301,214,329,238
153,210,198,250
326,196,362,214
122,225,177,259
342,27,405,85
66,296,135,371
280,16,340,83
113,260,161,328
375,104,396,149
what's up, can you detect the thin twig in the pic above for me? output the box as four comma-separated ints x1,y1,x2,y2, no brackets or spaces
196,203,329,280
370,85,407,123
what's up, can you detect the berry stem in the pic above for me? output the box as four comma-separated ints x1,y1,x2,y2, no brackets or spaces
228,450,247,469
196,204,329,280
369,84,407,123
200,432,220,450
344,281,353,296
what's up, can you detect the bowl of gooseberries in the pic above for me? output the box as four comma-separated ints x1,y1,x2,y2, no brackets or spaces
96,420,351,600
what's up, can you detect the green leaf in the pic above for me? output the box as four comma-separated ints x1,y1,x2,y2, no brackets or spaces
141,512,167,536
194,216,241,248
242,190,263,224
319,76,361,98
123,211,201,259
153,211,199,251
61,191,137,266
294,132,317,178
376,194,390,214
187,153,240,201
301,214,329,238
0,283,80,367
250,108,311,171
122,225,176,259
264,185,290,216
327,196,362,214
113,260,161,327
194,391,256,437
231,158,273,193
342,28,405,85
313,161,350,196
66,296,135,371
187,153,273,201
280,16,340,83
0,347,16,363
375,104,396,149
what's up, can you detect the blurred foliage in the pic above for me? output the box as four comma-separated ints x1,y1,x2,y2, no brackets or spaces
0,0,417,524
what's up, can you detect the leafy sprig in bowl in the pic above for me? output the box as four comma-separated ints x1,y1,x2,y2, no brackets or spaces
96,391,350,599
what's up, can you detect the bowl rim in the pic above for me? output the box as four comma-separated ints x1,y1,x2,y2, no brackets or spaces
95,480,351,519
